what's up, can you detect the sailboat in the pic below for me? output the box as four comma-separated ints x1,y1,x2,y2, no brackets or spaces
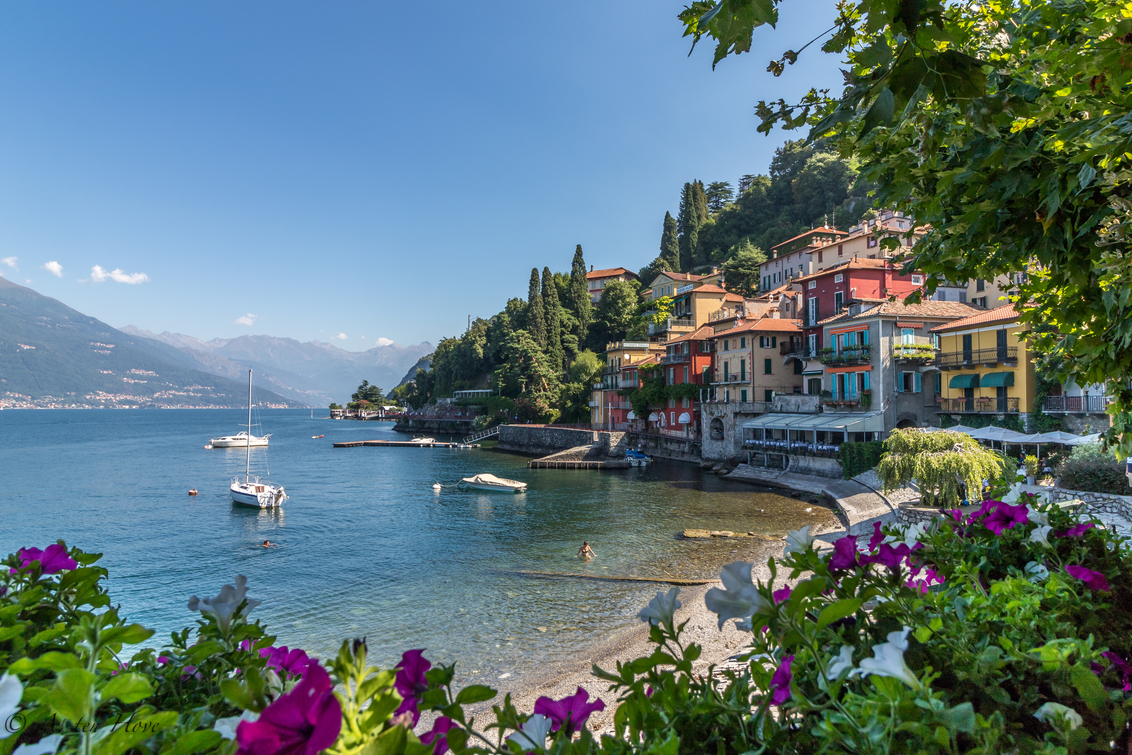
230,369,287,508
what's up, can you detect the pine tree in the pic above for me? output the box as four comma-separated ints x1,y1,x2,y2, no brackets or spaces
692,180,710,267
527,268,546,349
568,244,592,346
659,211,680,271
541,266,564,373
676,182,697,273
705,181,734,213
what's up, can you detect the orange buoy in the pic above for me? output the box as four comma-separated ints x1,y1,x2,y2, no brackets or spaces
188,489,199,496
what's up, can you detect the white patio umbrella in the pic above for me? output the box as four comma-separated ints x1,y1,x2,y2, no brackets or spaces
1064,432,1102,446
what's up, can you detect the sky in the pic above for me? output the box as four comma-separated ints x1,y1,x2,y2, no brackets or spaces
0,1,844,350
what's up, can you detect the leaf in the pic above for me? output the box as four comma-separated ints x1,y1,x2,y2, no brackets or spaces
358,723,408,755
939,702,976,733
860,87,895,136
1070,663,1108,711
1077,164,1097,192
8,652,82,674
454,685,496,705
165,730,223,755
698,2,723,26
816,599,862,631
102,673,154,704
40,668,97,723
102,624,155,647
92,711,178,755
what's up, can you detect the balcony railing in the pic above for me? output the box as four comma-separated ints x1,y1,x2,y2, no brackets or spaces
661,352,690,364
892,344,939,363
819,346,872,366
621,378,639,388
939,347,1018,369
938,397,1020,413
709,307,746,323
780,341,805,356
713,373,748,385
1044,395,1112,413
648,317,695,335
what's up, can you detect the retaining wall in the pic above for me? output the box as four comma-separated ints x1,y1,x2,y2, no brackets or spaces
786,455,844,479
1047,486,1132,521
497,425,599,456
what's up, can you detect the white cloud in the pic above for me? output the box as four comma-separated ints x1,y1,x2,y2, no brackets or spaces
42,261,63,277
1,257,17,271
335,333,348,340
235,313,257,326
374,337,394,347
89,265,149,284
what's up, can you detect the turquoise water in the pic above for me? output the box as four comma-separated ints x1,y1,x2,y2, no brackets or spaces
0,409,836,682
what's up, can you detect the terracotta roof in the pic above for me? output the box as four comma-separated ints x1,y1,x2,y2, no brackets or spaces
587,267,637,280
931,304,1020,332
654,271,707,283
771,226,848,250
754,283,796,300
708,318,802,338
723,292,744,302
624,355,659,369
685,283,729,295
662,325,715,344
792,257,898,285
816,300,983,327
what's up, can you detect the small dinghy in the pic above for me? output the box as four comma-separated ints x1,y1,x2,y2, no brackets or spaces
459,473,527,493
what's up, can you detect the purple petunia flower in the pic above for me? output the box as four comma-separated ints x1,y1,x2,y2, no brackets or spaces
394,650,432,726
1060,523,1096,538
10,544,78,575
533,687,605,736
261,646,311,677
863,543,913,572
1102,652,1132,692
828,535,860,571
420,716,456,755
1066,565,1111,591
769,655,793,706
982,502,1030,535
868,522,885,551
236,661,342,755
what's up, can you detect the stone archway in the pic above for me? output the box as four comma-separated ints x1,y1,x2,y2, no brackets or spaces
895,413,918,429
710,417,725,440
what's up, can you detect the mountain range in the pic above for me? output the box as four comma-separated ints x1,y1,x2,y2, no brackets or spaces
118,327,432,407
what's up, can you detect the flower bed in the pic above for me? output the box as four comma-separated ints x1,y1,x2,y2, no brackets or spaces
3,494,1132,755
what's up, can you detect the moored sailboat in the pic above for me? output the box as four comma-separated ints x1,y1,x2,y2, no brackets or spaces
230,369,287,508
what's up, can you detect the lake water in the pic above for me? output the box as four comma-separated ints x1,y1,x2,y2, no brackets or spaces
0,409,836,682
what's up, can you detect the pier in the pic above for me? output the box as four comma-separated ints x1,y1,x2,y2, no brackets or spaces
332,440,479,449
527,458,629,469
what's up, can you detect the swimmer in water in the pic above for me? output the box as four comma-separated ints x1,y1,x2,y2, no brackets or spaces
576,541,596,559
262,540,274,548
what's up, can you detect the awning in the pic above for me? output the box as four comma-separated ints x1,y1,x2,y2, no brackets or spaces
949,374,980,389
626,411,636,420
980,371,1015,387
647,412,659,422
802,369,825,376
741,412,885,434
678,412,692,423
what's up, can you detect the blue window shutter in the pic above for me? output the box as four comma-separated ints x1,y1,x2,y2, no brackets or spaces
863,371,870,391
831,377,838,399
914,372,922,393
896,374,904,392
862,329,869,345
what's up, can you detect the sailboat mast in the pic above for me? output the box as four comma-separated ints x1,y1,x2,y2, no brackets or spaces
246,369,252,482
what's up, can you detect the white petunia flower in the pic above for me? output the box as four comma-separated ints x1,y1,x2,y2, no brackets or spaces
1028,525,1053,548
1027,507,1049,526
704,562,772,631
885,522,929,549
857,628,920,689
1034,702,1083,730
783,526,815,556
1024,561,1050,583
188,575,261,634
508,714,553,751
0,674,23,739
827,645,856,679
639,587,682,627
13,735,63,755
213,711,259,740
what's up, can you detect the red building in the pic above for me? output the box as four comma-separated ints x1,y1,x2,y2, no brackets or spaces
648,325,714,437
794,257,925,355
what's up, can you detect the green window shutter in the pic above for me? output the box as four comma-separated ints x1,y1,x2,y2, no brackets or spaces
914,372,922,393
772,336,777,347
741,389,748,402
765,389,773,402
763,358,771,375
741,337,746,349
740,359,746,380
896,373,904,392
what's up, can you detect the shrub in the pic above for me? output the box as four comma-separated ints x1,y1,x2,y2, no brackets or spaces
1057,442,1129,494
877,428,1007,506
839,440,883,479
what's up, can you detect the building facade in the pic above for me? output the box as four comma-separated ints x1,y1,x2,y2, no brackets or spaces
589,340,661,428
585,267,639,302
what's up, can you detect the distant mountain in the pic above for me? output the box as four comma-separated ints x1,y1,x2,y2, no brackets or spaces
118,327,432,407
396,355,431,388
0,278,298,408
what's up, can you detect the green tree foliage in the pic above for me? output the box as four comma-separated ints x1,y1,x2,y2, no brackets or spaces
676,182,700,271
679,0,1132,454
350,380,385,405
557,349,604,423
567,244,592,345
1056,442,1129,495
526,268,546,349
541,266,564,373
877,429,1008,507
705,181,734,213
659,211,680,271
721,240,768,296
588,279,640,350
493,329,560,406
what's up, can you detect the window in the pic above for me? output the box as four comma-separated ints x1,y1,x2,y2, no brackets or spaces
834,273,844,283
834,290,844,313
934,373,942,394
867,236,877,248
683,366,688,382
740,336,746,349
723,362,729,380
723,339,729,351
668,397,675,408
740,389,748,402
976,278,985,292
959,291,968,303
793,359,803,374
808,333,817,355
818,250,823,263
901,328,914,345
668,368,674,383
808,281,817,290
838,244,844,256
764,358,772,375
724,389,730,402
911,275,924,285
682,396,690,408
765,389,773,402
671,412,676,425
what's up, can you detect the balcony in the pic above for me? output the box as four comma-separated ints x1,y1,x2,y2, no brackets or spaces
819,346,871,366
938,397,1020,413
892,344,939,364
661,352,690,364
712,372,748,385
939,347,1018,369
621,378,639,388
709,306,746,323
780,341,805,356
1044,395,1111,413
648,317,695,335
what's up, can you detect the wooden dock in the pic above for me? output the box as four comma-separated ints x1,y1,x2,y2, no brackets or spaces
332,440,480,449
527,459,630,469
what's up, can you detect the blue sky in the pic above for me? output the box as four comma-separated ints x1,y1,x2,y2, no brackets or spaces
0,1,843,350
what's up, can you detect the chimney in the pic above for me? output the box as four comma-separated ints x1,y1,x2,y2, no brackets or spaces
589,265,593,272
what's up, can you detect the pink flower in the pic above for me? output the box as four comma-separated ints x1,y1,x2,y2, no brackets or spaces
261,646,311,677
828,535,860,571
1102,652,1132,692
772,587,792,604
10,544,78,574
867,522,885,551
769,655,793,706
394,650,431,726
420,716,456,755
533,687,605,736
1066,565,1111,591
862,543,913,572
982,502,1030,535
236,661,342,755
1059,523,1095,538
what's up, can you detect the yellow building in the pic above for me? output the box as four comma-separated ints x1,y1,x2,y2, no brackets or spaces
931,305,1036,427
590,340,662,427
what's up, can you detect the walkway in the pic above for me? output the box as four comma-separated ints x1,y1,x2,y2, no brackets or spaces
724,464,895,532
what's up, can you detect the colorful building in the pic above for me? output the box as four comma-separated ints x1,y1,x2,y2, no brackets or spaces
646,325,715,437
585,267,639,303
706,317,804,404
589,339,661,428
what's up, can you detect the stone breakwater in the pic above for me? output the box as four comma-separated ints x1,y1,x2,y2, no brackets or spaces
497,425,628,458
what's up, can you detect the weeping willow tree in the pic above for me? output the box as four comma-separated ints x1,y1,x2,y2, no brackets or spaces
877,429,1007,508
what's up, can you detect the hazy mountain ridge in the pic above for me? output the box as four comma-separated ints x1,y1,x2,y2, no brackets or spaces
118,326,432,406
0,278,298,408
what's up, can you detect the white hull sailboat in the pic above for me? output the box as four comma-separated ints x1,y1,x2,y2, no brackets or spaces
459,473,527,493
230,369,286,509
210,431,271,448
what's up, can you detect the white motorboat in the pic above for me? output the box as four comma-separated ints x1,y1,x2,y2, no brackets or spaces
409,436,437,444
210,431,271,448
459,473,527,493
230,369,287,509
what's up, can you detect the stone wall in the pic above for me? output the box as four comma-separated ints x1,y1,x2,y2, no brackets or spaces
772,394,821,413
786,455,844,479
701,402,764,461
1057,413,1111,434
497,425,599,456
1047,486,1132,521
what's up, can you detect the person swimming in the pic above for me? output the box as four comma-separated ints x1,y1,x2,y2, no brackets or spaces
262,540,274,548
576,541,596,559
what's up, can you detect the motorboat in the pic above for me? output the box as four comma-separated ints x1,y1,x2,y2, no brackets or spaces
210,431,271,448
459,473,527,493
230,369,287,509
409,436,437,444
626,449,652,466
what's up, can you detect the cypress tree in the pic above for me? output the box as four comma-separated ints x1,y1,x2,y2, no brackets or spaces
677,182,698,272
692,180,710,267
659,211,680,271
527,268,546,349
568,244,592,346
541,266,564,372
